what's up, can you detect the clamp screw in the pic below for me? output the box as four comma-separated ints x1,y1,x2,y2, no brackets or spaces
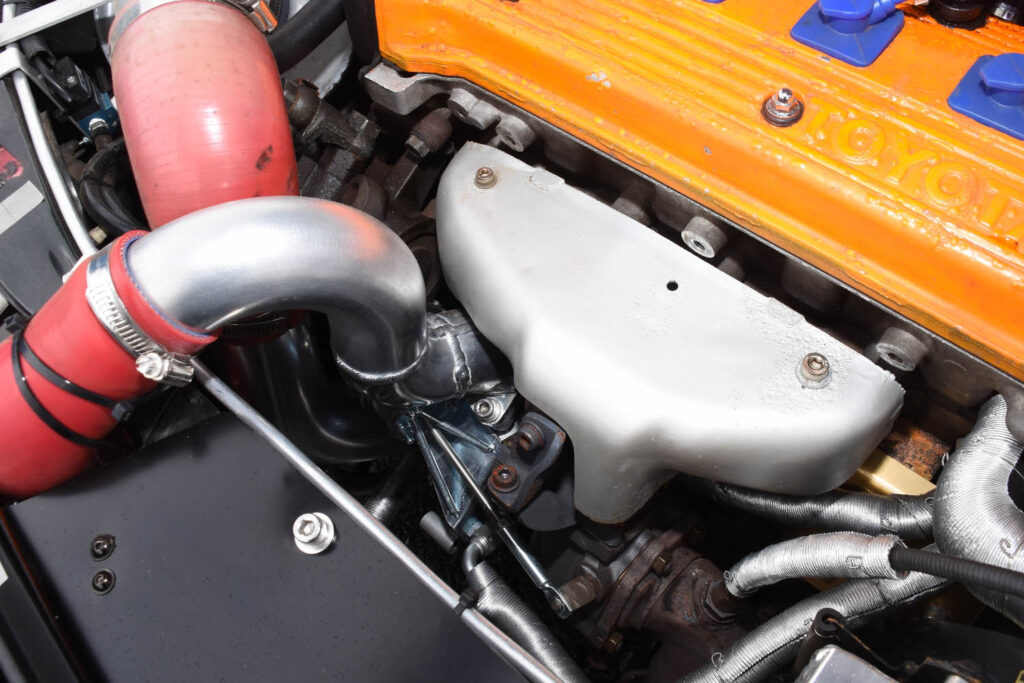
90,534,115,561
91,569,115,594
475,166,497,188
761,88,804,127
293,512,336,555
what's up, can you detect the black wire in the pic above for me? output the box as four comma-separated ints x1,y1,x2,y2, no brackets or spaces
267,0,346,72
79,139,146,235
890,546,1024,601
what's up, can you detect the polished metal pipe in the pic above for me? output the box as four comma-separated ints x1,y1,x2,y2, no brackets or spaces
129,197,427,377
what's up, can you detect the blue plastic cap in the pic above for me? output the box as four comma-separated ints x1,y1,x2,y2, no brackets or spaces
979,53,1024,93
948,55,1024,140
818,0,873,20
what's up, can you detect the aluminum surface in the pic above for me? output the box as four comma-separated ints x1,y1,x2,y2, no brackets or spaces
436,143,905,523
795,645,895,683
127,196,427,377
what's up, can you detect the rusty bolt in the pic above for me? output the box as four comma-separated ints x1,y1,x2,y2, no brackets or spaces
517,422,545,452
489,464,520,492
474,166,497,188
603,632,624,653
651,553,672,577
761,87,804,127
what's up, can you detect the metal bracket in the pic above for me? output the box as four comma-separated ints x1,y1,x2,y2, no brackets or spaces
0,0,110,50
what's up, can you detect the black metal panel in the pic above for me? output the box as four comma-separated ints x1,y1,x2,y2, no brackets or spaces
0,79,79,315
5,414,522,682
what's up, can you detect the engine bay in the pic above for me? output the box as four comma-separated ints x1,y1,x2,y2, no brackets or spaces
1,0,1024,681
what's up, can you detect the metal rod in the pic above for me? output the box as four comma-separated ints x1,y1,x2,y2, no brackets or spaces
423,420,572,618
2,5,96,257
189,359,559,682
0,0,110,49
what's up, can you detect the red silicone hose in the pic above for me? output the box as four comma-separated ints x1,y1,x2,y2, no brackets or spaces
110,0,298,227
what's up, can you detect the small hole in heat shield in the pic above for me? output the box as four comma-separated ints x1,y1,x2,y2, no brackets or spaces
666,281,679,291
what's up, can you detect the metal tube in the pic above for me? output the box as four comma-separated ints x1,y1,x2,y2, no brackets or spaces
128,197,427,377
2,4,95,257
683,559,948,683
724,532,904,597
705,482,933,539
934,394,1024,627
467,561,590,683
190,359,560,683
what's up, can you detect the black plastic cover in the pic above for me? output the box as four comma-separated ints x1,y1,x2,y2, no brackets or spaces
4,414,523,682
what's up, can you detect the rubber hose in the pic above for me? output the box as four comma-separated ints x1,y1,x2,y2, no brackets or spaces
889,546,1024,602
267,0,345,72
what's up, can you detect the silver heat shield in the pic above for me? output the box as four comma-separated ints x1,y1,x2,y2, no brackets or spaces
435,143,903,523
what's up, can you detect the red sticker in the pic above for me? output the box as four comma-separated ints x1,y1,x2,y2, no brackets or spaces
0,146,24,189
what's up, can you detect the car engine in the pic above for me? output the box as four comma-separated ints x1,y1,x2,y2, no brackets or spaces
1,0,1024,680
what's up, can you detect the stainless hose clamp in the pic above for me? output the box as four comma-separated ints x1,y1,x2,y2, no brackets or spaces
84,248,194,387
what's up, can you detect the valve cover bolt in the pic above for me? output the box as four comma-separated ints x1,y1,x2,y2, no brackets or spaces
762,88,804,127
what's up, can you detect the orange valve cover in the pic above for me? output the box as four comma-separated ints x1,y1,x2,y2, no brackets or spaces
375,0,1024,380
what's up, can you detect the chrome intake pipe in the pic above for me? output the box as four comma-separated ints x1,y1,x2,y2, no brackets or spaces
129,196,427,378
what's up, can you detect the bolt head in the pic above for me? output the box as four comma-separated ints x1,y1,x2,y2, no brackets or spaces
980,53,1024,94
90,534,115,560
762,88,804,127
818,0,873,20
136,352,167,380
651,554,672,577
472,399,496,420
799,352,833,388
474,166,497,188
489,464,520,492
91,569,115,594
65,74,77,86
293,512,335,554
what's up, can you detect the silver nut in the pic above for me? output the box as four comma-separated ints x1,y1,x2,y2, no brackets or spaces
798,352,832,388
292,512,336,555
762,88,804,127
475,166,497,189
472,398,497,420
88,118,110,137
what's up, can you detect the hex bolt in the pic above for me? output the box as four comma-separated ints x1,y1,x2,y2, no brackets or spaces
91,569,115,594
489,464,520,492
65,74,77,87
516,422,545,452
292,512,336,555
651,553,673,577
472,398,497,421
90,534,115,561
799,352,832,388
474,166,497,189
761,87,804,127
